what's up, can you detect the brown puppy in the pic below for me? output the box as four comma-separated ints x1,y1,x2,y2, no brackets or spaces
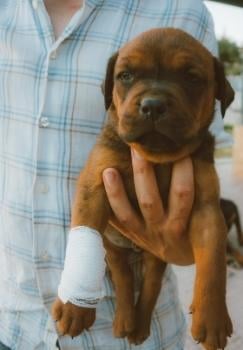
52,28,234,349
220,198,243,266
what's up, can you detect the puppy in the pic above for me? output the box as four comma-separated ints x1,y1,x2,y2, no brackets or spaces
53,28,235,349
220,198,243,266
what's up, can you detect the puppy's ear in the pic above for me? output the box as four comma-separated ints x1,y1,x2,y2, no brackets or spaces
214,57,235,117
101,52,119,110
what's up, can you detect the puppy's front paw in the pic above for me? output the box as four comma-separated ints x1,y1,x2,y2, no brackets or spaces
191,302,233,350
51,298,96,337
113,308,135,338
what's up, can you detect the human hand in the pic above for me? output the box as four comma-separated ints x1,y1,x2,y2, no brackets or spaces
103,149,194,259
51,298,96,337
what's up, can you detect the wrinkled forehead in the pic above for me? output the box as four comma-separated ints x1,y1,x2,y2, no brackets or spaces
116,29,213,74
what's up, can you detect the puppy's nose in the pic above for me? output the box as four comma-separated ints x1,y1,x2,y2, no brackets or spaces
139,97,167,120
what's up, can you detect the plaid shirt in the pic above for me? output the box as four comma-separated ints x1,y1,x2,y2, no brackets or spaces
0,0,225,349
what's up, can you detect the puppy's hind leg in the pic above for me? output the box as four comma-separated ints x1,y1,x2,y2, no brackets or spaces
234,207,243,246
103,236,136,338
227,241,243,267
128,252,166,345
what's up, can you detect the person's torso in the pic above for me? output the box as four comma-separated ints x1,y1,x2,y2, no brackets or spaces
0,0,210,347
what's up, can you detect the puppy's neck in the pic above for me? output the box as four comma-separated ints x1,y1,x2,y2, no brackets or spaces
98,111,130,155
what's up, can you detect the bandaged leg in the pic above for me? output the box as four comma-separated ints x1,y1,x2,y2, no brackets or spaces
58,226,106,308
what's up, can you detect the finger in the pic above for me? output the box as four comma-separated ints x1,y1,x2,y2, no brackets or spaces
103,168,143,234
168,157,194,235
131,149,165,224
51,298,63,321
110,216,159,256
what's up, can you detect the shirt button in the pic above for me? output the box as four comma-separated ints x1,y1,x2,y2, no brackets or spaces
32,0,39,10
41,251,50,262
39,116,50,128
46,318,56,333
39,183,49,194
50,50,57,60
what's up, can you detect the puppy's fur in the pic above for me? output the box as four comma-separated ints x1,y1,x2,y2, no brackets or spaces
54,29,235,349
221,198,243,266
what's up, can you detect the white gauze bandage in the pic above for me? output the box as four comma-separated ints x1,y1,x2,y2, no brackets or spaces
58,226,106,308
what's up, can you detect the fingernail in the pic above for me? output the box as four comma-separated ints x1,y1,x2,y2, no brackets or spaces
103,169,116,186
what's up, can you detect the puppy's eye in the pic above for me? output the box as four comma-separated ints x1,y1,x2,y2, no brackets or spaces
186,70,204,84
117,71,134,83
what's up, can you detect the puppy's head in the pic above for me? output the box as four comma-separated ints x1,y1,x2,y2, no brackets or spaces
104,28,234,162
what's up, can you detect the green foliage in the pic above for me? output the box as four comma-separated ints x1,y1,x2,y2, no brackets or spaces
218,37,243,75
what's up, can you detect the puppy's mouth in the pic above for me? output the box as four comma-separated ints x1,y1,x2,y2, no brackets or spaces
121,129,181,153
118,107,196,154
137,131,179,153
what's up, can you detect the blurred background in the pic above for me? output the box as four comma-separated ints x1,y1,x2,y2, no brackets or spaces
174,1,243,349
206,0,243,133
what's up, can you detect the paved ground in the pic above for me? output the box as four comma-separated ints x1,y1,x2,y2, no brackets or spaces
174,265,243,350
174,136,243,350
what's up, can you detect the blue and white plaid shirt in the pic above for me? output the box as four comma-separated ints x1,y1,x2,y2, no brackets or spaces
0,1,226,349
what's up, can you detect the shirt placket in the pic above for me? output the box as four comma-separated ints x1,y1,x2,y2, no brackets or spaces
31,1,78,261
28,0,90,342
